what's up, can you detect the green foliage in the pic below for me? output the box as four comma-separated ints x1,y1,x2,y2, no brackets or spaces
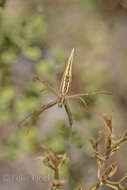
47,135,65,153
0,86,16,124
36,59,54,77
23,47,41,60
0,0,4,7
1,128,40,161
1,50,17,64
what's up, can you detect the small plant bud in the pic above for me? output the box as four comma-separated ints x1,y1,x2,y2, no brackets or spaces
103,163,117,179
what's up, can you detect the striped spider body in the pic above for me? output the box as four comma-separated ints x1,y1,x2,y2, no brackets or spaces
19,49,111,137
58,48,74,108
59,48,74,96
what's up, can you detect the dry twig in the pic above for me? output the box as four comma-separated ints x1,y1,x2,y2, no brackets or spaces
89,114,127,190
41,146,69,190
41,115,127,190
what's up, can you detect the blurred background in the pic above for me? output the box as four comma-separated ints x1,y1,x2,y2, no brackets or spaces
0,0,127,189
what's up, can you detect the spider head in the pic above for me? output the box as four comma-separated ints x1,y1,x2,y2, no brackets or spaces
58,102,63,108
58,95,65,108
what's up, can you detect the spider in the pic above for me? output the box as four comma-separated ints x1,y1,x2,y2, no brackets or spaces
19,48,111,136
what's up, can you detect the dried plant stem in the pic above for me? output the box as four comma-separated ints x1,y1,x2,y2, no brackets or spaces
41,146,69,190
89,115,127,190
41,115,127,190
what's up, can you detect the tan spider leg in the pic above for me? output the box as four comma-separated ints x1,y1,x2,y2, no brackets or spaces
19,100,57,126
66,90,112,99
64,100,73,138
79,97,88,108
105,183,118,190
68,96,87,108
33,76,58,96
40,88,47,94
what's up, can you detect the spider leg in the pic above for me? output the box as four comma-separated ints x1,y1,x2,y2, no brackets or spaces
33,76,58,96
68,96,87,108
64,100,73,138
40,88,47,93
19,100,57,127
66,90,112,98
79,97,88,108
105,182,118,190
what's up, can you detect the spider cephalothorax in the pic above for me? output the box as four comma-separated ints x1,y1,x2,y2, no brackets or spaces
57,95,65,108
